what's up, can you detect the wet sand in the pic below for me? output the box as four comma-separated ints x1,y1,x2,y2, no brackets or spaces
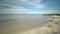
0,14,50,34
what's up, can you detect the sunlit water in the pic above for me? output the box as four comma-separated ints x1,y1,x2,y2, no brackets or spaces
0,14,50,34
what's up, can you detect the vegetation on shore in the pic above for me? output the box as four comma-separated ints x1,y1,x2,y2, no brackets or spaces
43,14,60,16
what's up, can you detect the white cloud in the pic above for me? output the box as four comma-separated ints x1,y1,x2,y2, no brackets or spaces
21,0,28,2
2,0,45,9
0,5,30,14
26,0,45,9
0,0,47,14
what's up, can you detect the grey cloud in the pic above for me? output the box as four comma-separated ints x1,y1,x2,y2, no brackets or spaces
0,5,10,9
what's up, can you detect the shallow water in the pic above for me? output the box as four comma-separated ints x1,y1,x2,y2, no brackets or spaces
0,14,50,34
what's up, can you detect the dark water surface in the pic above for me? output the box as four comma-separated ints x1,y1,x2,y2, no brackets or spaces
0,14,50,34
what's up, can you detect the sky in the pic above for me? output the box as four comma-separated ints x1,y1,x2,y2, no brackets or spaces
0,0,60,14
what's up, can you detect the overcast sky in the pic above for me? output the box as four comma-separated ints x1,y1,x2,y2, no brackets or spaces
0,0,60,14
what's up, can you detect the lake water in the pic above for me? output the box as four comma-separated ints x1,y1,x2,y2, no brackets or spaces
0,14,50,34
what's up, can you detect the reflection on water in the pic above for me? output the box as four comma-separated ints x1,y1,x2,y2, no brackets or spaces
0,14,50,34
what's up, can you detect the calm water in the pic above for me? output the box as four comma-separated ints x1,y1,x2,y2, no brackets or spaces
0,14,49,21
0,14,50,34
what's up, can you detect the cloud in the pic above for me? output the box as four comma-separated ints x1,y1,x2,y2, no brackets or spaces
0,0,47,14
0,0,45,9
0,5,45,14
0,5,31,14
1,0,59,14
23,0,45,9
